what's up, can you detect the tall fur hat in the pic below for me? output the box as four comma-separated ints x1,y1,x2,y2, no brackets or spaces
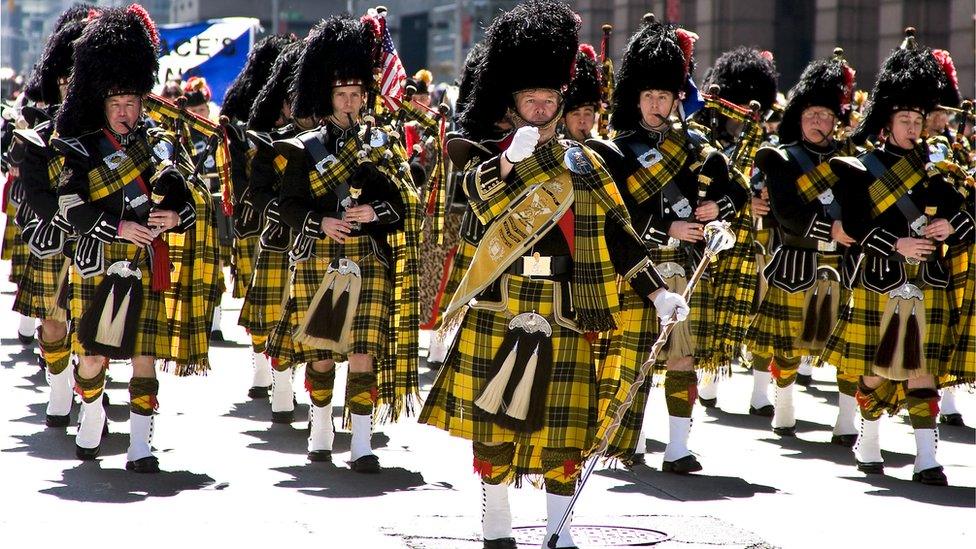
182,76,212,107
56,4,159,137
779,49,856,144
610,15,695,131
456,0,579,140
564,44,601,113
851,28,947,143
290,15,378,120
705,47,778,112
406,69,433,95
23,4,98,104
221,33,297,122
453,42,489,139
248,42,304,132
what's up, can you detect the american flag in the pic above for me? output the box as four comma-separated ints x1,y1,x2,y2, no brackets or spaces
378,13,406,110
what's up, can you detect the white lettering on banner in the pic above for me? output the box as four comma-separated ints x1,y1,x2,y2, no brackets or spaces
155,18,259,90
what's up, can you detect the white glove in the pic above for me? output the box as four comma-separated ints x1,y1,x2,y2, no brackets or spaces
652,290,690,322
503,126,540,164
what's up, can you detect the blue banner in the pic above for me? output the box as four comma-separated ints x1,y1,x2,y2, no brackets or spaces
156,18,259,107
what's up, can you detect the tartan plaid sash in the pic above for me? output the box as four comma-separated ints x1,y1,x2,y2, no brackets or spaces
624,128,689,204
87,132,153,203
301,129,361,201
863,146,927,219
793,147,841,204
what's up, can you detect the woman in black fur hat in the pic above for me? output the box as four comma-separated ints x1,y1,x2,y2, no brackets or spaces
590,14,743,475
747,49,861,444
419,3,688,547
267,14,422,474
54,4,197,473
824,29,973,486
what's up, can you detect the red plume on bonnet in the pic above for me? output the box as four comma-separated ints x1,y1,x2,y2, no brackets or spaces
126,4,158,48
675,28,697,77
579,43,597,62
931,49,958,92
841,63,855,111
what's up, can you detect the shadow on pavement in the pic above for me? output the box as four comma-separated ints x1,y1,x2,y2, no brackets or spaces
935,423,975,445
758,430,915,469
600,467,779,502
5,429,128,460
40,461,217,503
842,474,976,508
700,406,780,433
223,398,310,424
242,423,391,455
273,462,429,498
0,339,38,366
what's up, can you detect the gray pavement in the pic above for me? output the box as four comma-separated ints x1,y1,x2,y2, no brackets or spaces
1,266,973,548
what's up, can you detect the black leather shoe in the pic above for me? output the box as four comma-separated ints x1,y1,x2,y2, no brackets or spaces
831,434,857,447
483,538,518,549
271,410,295,424
350,454,381,474
126,456,160,474
308,450,332,462
76,444,100,460
210,330,224,342
662,454,702,474
248,386,270,399
18,332,35,345
46,414,70,428
749,404,774,417
621,452,646,468
939,413,965,427
698,397,717,408
856,460,884,474
912,466,948,486
773,425,796,437
795,373,812,387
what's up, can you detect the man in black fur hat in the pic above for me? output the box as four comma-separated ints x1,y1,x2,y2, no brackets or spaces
219,33,297,392
419,3,689,547
747,49,861,444
9,5,96,432
590,14,744,474
268,14,421,474
560,44,601,142
54,4,196,473
824,29,972,486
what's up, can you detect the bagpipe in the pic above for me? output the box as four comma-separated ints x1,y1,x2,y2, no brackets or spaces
597,24,615,139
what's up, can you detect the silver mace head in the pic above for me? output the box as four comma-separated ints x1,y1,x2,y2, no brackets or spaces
703,220,736,256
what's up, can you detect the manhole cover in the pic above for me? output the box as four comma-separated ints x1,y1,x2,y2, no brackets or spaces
513,525,671,546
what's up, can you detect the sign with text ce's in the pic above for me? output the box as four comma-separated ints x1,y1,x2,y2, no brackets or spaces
156,18,260,107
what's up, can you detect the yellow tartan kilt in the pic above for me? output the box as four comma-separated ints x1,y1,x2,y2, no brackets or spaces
232,235,259,298
949,243,975,380
746,254,846,359
13,253,68,321
419,274,599,475
239,246,290,339
822,276,953,379
69,241,173,359
3,215,30,284
271,235,391,365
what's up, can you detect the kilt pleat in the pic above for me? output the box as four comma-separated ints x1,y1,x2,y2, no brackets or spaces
232,235,260,298
13,253,68,320
239,246,290,338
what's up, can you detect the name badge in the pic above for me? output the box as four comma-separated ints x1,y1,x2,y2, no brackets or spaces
522,253,552,277
103,150,128,170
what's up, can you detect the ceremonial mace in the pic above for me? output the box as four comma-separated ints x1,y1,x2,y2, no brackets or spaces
547,220,736,549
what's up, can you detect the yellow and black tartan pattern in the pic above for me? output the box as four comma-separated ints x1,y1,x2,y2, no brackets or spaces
13,254,68,320
85,136,153,201
232,235,259,298
948,242,975,381
419,275,600,477
283,236,390,363
794,140,856,204
163,182,220,375
70,241,174,360
624,127,690,204
2,214,30,284
239,246,290,348
821,275,953,379
865,146,926,219
746,255,847,358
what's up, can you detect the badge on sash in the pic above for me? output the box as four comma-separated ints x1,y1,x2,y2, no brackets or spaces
314,154,338,174
638,148,663,168
103,150,127,170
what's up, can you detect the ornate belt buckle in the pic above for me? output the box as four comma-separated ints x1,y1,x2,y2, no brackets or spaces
661,237,680,250
888,283,923,301
909,215,927,237
522,252,552,277
817,240,837,252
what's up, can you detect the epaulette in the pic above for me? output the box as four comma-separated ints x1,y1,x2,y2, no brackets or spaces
12,128,47,150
